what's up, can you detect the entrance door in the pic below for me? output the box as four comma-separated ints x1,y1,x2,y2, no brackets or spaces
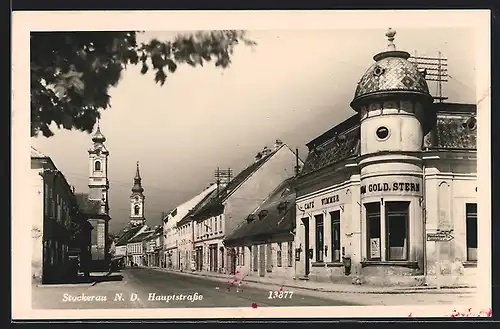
302,218,310,276
259,244,266,277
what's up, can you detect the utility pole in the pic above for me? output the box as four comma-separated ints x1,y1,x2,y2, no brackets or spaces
214,167,233,198
409,52,448,102
295,148,300,176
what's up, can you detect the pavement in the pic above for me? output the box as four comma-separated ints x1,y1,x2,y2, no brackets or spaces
31,267,478,309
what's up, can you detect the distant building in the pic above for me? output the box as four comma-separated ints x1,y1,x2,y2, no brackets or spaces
293,29,477,287
182,141,300,275
31,147,92,283
224,178,297,280
127,229,154,266
163,184,218,271
144,226,163,267
115,225,148,266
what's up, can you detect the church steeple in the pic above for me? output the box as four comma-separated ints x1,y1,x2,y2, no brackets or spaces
129,161,145,226
88,121,109,205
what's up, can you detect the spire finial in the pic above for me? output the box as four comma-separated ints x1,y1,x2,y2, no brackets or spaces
385,28,397,51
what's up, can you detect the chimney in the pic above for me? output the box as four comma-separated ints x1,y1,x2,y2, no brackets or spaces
261,146,271,157
274,139,283,150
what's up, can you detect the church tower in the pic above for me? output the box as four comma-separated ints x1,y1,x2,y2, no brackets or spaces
88,121,109,213
129,161,146,226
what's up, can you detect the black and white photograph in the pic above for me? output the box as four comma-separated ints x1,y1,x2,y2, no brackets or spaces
12,10,491,319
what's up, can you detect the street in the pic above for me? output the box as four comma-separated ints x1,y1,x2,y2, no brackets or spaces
32,267,361,309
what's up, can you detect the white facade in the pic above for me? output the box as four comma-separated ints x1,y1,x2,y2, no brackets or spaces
163,184,218,270
115,245,127,257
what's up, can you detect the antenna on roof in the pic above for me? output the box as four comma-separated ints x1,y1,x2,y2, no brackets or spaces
409,51,448,103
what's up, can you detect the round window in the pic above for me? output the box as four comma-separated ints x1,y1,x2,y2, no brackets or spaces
373,65,385,77
467,117,477,131
376,126,390,140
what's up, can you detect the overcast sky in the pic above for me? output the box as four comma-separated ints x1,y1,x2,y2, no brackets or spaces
31,27,476,234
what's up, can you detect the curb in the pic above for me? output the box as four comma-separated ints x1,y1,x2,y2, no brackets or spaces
34,271,114,288
151,267,477,295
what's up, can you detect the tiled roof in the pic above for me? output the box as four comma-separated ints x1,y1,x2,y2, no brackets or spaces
190,147,281,219
224,178,296,245
128,231,154,244
300,102,476,177
177,189,220,226
424,103,477,150
300,115,360,176
115,225,143,246
74,193,102,215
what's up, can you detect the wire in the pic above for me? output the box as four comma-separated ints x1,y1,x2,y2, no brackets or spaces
447,74,475,92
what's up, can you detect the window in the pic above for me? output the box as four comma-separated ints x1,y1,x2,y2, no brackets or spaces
466,203,477,261
331,210,341,262
366,202,381,260
287,241,293,267
219,216,223,232
215,217,218,232
385,201,409,261
236,247,240,266
315,214,324,262
277,242,282,267
241,247,245,266
94,160,101,171
253,245,258,271
134,205,140,216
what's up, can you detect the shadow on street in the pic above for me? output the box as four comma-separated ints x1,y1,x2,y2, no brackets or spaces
42,273,124,285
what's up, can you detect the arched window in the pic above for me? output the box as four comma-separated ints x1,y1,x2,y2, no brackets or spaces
134,205,140,216
94,160,101,171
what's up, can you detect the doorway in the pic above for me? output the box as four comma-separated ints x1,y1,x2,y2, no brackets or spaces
302,218,310,277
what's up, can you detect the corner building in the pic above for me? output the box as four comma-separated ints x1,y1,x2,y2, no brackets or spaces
294,29,478,287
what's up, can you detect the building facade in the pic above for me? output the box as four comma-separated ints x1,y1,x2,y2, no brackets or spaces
145,226,163,267
293,29,477,287
86,123,112,271
163,184,218,271
184,141,299,275
224,178,297,280
31,147,92,283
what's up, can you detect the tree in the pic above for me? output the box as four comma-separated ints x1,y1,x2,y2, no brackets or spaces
30,30,256,137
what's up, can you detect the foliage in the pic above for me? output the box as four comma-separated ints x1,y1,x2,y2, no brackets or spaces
30,31,256,137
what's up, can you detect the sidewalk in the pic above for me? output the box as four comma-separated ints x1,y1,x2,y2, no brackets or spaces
34,271,115,288
149,266,477,295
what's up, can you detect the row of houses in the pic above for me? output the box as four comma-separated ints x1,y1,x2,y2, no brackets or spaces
113,224,163,267
113,29,479,287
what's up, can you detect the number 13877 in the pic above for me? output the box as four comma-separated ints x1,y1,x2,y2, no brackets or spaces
268,290,293,299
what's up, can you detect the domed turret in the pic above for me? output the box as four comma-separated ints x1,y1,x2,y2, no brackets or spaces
350,28,435,135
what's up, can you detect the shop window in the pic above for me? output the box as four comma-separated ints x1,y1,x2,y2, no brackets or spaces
466,203,477,261
287,241,293,267
253,245,258,271
315,214,324,262
331,210,341,262
366,202,381,260
94,160,101,171
385,201,409,261
277,242,282,267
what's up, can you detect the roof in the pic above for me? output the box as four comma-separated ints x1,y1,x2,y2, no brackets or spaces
177,188,220,227
74,193,102,216
188,146,283,220
224,178,296,245
31,146,47,158
128,230,154,243
163,184,218,227
115,225,144,246
299,102,476,178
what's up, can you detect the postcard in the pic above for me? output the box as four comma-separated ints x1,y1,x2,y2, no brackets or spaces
12,9,491,320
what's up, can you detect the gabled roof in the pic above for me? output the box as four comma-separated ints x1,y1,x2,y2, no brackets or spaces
163,183,218,227
177,188,219,227
115,225,144,246
128,230,154,244
189,145,285,220
31,146,47,158
224,178,296,245
74,193,102,216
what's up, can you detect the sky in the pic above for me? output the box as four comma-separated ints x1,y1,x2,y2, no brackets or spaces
31,27,476,234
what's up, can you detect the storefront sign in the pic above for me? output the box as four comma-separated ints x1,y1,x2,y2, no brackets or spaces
361,182,421,195
298,193,340,211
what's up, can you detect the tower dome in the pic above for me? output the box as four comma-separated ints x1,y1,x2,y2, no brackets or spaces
350,28,433,111
92,122,106,144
